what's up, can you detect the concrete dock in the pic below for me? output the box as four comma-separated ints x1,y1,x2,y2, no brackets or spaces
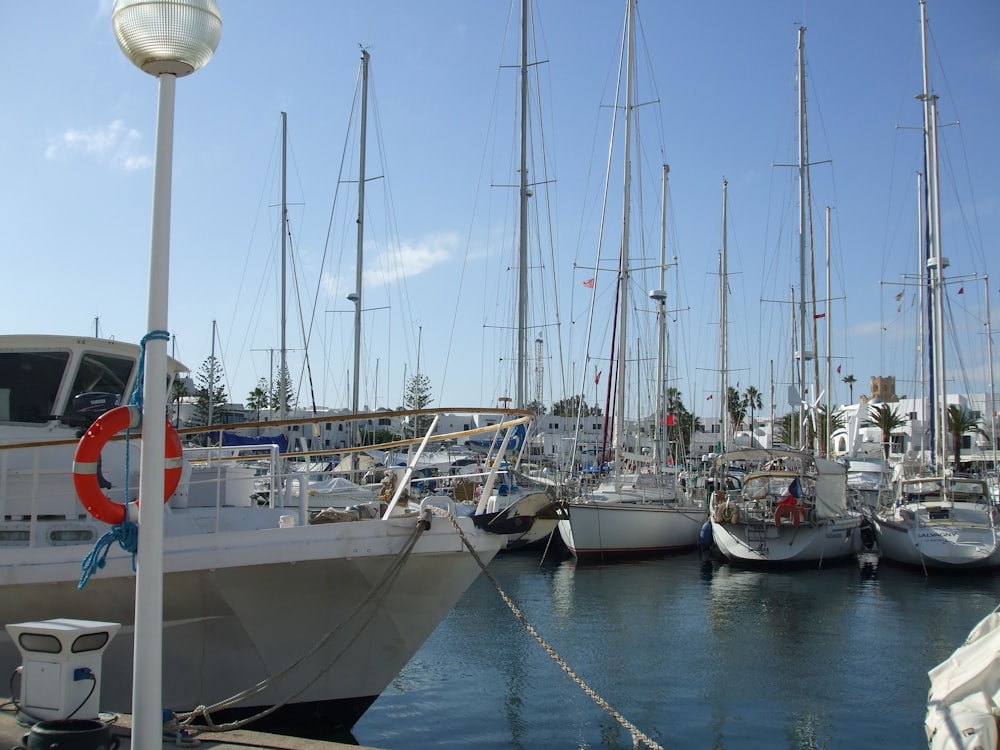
0,699,382,749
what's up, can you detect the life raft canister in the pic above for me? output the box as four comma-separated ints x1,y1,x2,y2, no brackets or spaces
72,405,183,525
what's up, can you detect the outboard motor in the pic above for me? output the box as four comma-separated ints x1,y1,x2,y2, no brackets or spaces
62,392,120,429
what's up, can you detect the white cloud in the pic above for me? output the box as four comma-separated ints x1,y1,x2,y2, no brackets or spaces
46,120,150,171
364,232,456,286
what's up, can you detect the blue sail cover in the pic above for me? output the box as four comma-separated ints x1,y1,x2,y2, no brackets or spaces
214,431,288,453
467,423,526,455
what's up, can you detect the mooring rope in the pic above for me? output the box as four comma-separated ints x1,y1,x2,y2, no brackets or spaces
431,506,665,750
175,511,430,733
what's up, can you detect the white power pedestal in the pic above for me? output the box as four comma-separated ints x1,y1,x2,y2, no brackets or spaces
5,618,120,721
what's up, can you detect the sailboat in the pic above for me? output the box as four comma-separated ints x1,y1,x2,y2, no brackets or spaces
457,0,565,552
706,27,862,567
867,1,1000,572
557,0,706,562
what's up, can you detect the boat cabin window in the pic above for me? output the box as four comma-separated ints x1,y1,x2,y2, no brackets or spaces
69,352,135,401
0,351,70,422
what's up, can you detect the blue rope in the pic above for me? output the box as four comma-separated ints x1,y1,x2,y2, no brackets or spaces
122,329,170,523
77,329,170,588
79,521,139,589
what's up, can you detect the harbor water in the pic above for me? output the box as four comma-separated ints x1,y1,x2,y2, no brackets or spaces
350,550,1000,749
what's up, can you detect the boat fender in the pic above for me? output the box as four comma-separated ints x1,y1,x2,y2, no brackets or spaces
774,503,802,527
72,405,183,525
699,521,713,550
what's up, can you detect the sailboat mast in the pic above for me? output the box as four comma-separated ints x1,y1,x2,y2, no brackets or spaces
516,0,529,409
279,111,288,421
352,50,370,454
919,0,948,470
985,277,998,470
614,0,636,488
651,164,669,467
824,206,832,457
796,26,809,449
720,179,729,451
916,171,928,461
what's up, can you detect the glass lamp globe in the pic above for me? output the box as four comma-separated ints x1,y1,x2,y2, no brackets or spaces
112,0,221,77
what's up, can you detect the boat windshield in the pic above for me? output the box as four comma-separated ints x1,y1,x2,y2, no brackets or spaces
0,349,135,424
0,350,70,422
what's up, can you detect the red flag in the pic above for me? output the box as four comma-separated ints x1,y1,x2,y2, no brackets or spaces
667,413,676,426
814,312,826,319
595,370,602,385
583,278,595,288
706,394,713,401
958,287,964,295
836,364,842,374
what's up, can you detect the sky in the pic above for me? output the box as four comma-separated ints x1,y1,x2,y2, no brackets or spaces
1,1,997,422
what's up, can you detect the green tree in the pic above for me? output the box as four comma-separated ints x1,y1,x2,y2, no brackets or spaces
551,395,601,418
809,405,847,456
726,385,746,431
946,405,986,471
775,412,795,447
862,403,908,460
843,374,857,403
246,378,269,420
660,387,698,462
404,373,434,437
269,365,297,413
170,375,191,427
742,385,763,435
191,355,227,428
525,399,547,415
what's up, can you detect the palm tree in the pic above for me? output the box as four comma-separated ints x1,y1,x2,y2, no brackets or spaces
861,403,908,460
809,406,847,456
742,385,763,438
726,385,746,431
843,374,857,403
946,405,986,471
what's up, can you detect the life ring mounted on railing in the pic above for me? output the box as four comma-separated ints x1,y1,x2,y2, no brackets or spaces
774,503,803,527
720,501,740,524
72,405,183,525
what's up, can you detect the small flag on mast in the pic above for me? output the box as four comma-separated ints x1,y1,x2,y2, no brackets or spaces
583,278,595,288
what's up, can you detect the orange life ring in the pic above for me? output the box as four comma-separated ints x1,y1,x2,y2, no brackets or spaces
72,405,183,525
774,503,802,527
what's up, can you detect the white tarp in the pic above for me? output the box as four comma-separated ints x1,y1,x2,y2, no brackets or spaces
925,609,1000,750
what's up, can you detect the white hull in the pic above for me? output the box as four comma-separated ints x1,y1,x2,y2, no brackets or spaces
455,485,563,551
707,448,862,568
709,515,862,567
871,505,1000,571
1,505,501,733
558,497,705,562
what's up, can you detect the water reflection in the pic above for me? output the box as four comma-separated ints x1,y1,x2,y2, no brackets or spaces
355,552,1000,749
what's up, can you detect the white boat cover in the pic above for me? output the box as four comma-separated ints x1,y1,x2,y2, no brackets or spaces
926,608,1000,750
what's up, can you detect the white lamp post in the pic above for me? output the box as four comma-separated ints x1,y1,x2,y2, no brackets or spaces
111,2,220,746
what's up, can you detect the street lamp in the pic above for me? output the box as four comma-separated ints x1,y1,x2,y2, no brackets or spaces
111,1,220,745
